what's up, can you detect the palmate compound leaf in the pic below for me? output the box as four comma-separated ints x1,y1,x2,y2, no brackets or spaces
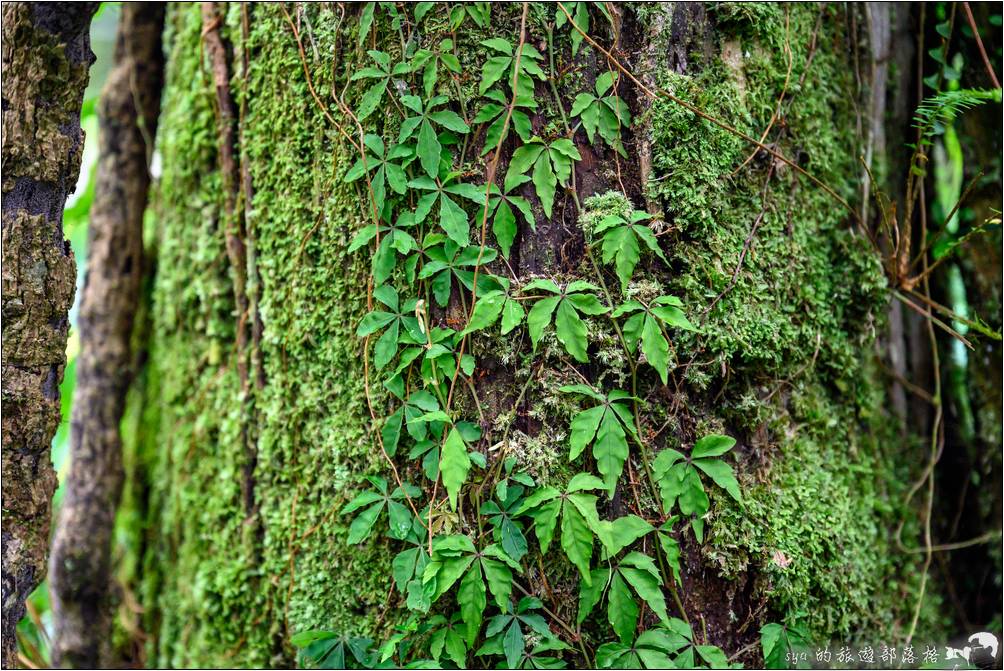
477,596,555,668
504,137,582,218
569,71,632,156
424,535,522,646
356,285,425,370
561,386,638,494
440,426,471,511
760,621,812,669
525,280,607,363
593,209,668,293
652,434,742,541
577,552,669,643
516,473,604,584
614,295,696,385
516,473,653,587
340,476,422,544
462,288,525,337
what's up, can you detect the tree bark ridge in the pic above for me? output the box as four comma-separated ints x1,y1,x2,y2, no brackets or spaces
1,3,96,666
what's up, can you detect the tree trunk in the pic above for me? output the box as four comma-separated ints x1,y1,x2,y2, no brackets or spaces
47,4,165,667
121,3,940,666
0,3,96,667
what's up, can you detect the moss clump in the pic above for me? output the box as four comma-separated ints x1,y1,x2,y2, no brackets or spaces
638,1,941,643
123,5,393,666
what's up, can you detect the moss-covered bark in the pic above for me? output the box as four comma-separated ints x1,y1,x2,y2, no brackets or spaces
1,3,96,666
123,3,942,667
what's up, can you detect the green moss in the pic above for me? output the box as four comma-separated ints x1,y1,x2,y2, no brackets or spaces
121,5,397,666
638,1,942,643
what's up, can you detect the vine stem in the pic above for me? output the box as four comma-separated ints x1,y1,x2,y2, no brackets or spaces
554,2,859,224
445,2,530,413
583,246,687,622
962,2,1001,88
513,580,592,666
282,4,426,527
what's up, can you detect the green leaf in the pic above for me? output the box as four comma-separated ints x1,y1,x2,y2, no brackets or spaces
500,297,525,334
525,499,560,553
569,405,604,460
620,566,669,625
607,571,639,643
641,314,670,385
358,79,388,120
464,290,506,334
341,490,383,515
650,303,695,331
577,568,608,624
532,151,558,217
357,310,396,336
601,224,641,293
697,644,730,669
459,564,486,645
439,194,470,247
373,319,400,369
554,299,589,362
527,295,560,349
597,515,653,558
692,434,736,459
346,502,383,544
481,37,513,56
492,200,517,258
392,547,420,592
505,144,545,192
441,427,472,510
503,620,524,669
760,623,785,669
657,531,682,586
481,555,515,608
693,458,742,503
480,55,513,94
358,2,375,47
417,120,442,178
594,411,628,494
560,498,595,583
429,109,470,134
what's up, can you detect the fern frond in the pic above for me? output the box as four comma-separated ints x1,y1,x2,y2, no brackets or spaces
911,88,1001,146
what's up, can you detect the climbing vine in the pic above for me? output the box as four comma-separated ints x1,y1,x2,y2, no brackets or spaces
282,3,744,668
275,1,1003,668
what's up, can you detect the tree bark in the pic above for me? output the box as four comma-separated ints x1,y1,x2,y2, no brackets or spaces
0,3,95,667
47,4,165,667
120,3,947,666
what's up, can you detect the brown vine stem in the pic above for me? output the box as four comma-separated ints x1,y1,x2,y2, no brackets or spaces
905,182,941,646
444,1,530,414
731,6,792,177
281,3,426,527
962,2,1001,89
555,2,859,224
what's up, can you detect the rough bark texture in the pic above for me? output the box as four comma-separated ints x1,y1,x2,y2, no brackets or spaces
0,3,96,667
121,3,943,666
46,4,165,667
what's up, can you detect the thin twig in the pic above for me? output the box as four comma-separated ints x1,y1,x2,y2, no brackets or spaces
732,7,792,176
962,2,1001,88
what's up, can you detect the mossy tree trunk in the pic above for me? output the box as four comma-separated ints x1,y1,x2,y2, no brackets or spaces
122,3,938,667
1,4,96,667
